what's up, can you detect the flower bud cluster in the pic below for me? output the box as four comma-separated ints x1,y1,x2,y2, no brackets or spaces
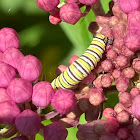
37,0,99,25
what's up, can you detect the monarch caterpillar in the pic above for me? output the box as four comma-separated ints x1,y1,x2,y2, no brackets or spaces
51,34,108,90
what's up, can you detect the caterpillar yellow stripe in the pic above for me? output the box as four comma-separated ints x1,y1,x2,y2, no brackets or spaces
51,34,108,90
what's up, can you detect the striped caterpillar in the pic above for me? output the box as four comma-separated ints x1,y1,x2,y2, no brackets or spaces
51,34,108,90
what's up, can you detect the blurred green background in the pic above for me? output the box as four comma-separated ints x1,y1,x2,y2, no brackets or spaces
0,0,111,139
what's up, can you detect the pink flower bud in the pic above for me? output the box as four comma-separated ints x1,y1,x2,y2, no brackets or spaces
122,67,135,79
118,0,140,14
103,108,117,120
79,0,98,5
112,68,121,79
106,49,117,60
130,88,140,98
115,55,130,69
99,133,120,140
7,78,32,103
128,10,140,30
36,0,59,12
94,62,103,74
82,71,96,84
104,119,120,134
15,109,41,136
119,92,132,107
56,64,67,76
49,10,61,25
113,23,126,39
93,76,102,88
32,81,54,108
124,30,140,52
1,48,24,69
66,0,78,3
116,76,129,92
116,110,131,125
11,136,28,140
51,89,77,115
117,128,130,139
18,55,42,82
131,95,140,120
44,122,68,140
0,101,20,125
101,59,114,72
0,27,20,52
0,51,3,61
100,27,113,39
96,16,110,27
114,102,126,113
69,55,78,64
89,88,105,106
60,3,82,25
121,46,134,57
113,38,124,54
132,58,140,73
101,73,114,88
132,124,140,140
0,62,16,88
109,16,119,27
0,88,11,103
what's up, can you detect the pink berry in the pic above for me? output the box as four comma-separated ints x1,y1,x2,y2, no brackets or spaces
124,30,140,52
32,81,55,108
101,59,114,72
51,89,77,115
89,88,105,106
118,0,140,14
60,3,82,25
131,95,140,121
49,10,61,25
103,108,117,120
15,109,41,136
1,48,24,69
101,73,114,88
0,27,20,52
79,0,98,5
112,68,121,79
0,101,20,125
18,55,42,82
7,78,33,103
36,0,59,12
69,55,78,65
43,122,68,140
115,76,129,92
0,62,16,88
122,67,135,79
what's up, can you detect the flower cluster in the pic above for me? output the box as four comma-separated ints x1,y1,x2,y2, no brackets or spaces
37,0,99,25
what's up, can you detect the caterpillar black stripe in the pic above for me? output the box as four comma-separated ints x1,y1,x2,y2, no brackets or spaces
51,34,108,90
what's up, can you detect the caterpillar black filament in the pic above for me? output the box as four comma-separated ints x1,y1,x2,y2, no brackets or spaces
51,34,108,90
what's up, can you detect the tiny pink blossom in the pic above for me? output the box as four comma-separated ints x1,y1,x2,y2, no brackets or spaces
0,62,16,88
89,88,105,106
124,30,140,52
1,48,24,69
96,16,110,28
43,122,68,140
7,78,33,103
113,38,124,54
115,76,129,92
101,59,114,72
118,0,140,14
0,88,11,103
130,88,140,98
37,0,59,12
15,109,41,136
32,81,55,108
93,76,102,88
69,55,78,65
106,49,117,60
132,58,140,73
103,108,117,120
79,0,98,5
51,89,77,115
122,67,135,79
114,102,126,114
49,10,61,25
18,55,42,82
112,68,121,79
60,3,82,25
0,101,20,125
0,27,20,52
121,46,134,57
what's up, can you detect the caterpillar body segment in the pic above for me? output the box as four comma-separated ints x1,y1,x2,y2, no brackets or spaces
51,34,108,90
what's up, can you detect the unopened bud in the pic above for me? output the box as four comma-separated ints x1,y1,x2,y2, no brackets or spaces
122,67,135,79
117,128,130,139
103,108,117,120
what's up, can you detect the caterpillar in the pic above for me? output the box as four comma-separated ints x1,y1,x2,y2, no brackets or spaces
51,34,108,90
